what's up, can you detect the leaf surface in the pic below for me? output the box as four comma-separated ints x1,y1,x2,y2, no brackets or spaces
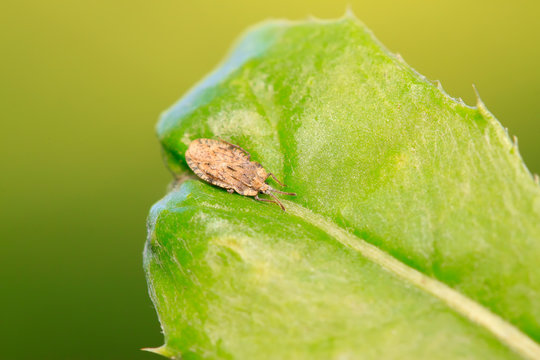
144,16,540,359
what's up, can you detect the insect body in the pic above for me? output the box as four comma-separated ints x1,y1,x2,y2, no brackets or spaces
185,138,296,210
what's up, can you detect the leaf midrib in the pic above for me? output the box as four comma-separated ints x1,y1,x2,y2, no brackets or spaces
282,199,540,360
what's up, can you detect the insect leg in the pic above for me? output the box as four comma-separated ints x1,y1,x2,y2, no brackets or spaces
266,173,286,187
227,189,234,194
255,194,285,211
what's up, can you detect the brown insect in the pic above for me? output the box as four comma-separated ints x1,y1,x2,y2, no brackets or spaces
185,138,296,211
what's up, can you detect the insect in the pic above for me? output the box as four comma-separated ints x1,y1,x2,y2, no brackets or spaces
185,138,296,211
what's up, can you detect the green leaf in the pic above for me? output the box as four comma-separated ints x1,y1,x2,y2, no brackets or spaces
144,15,540,359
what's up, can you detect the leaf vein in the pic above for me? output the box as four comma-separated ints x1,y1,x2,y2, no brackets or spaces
285,200,540,360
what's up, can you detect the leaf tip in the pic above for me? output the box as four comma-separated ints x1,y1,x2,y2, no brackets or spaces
142,345,175,358
472,84,490,116
513,135,519,148
343,5,357,19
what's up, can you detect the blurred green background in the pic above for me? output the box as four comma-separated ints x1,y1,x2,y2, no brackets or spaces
0,1,538,359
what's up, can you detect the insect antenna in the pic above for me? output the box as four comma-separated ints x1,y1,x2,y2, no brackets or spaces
268,188,297,196
255,194,285,210
266,192,286,211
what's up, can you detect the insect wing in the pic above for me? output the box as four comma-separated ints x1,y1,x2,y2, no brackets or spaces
186,158,233,189
218,163,260,196
185,138,259,195
211,140,250,163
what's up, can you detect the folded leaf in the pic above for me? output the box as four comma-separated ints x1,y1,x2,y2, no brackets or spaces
144,15,540,359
